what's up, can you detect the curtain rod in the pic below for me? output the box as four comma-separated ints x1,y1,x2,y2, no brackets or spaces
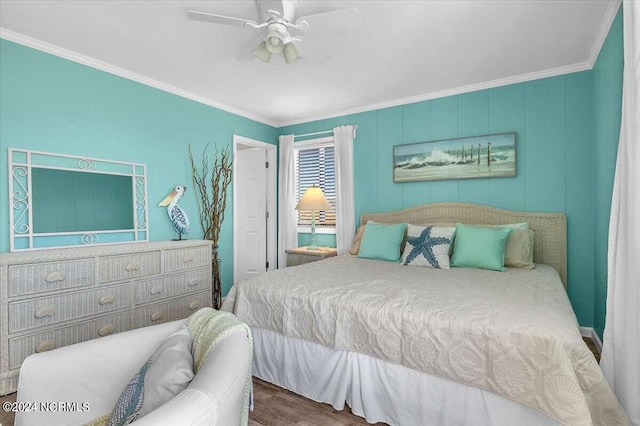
294,125,358,139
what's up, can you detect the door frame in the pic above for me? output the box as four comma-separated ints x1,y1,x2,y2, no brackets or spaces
232,134,277,285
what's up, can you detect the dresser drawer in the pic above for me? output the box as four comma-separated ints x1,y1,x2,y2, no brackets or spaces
134,268,211,305
99,252,161,283
8,259,94,297
134,291,211,328
163,246,211,272
8,284,130,333
8,313,131,369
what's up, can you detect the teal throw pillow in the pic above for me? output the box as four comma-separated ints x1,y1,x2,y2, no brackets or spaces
451,224,513,271
358,222,407,262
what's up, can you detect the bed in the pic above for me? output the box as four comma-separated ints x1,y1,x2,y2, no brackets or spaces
222,202,627,426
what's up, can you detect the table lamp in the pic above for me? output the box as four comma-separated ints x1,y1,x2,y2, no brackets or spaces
295,185,331,250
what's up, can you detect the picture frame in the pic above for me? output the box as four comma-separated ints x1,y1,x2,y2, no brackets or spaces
393,132,516,183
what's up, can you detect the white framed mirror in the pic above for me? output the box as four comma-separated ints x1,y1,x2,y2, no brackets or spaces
8,148,148,251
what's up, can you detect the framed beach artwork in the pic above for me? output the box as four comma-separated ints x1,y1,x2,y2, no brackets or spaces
393,132,516,183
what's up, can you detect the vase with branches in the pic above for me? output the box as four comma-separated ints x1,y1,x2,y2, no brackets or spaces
188,144,232,309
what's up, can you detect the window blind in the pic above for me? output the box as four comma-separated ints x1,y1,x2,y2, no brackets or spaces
295,145,336,227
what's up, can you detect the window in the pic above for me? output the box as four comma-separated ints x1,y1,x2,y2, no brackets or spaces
295,139,336,230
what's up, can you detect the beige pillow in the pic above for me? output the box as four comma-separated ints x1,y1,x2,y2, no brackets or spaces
481,224,534,268
349,224,367,255
504,229,535,269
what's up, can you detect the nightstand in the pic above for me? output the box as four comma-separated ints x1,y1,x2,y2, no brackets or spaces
285,247,338,267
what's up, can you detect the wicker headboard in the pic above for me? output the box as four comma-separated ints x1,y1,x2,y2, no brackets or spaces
360,202,567,288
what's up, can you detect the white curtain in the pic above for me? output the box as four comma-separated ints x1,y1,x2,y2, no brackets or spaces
277,135,297,268
600,2,640,425
333,126,356,255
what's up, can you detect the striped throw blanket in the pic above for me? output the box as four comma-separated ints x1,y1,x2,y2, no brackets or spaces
187,307,253,426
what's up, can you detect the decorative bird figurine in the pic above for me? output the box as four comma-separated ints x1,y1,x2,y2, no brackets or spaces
158,185,190,240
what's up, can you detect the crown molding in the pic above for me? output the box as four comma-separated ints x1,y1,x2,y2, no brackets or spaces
2,0,620,132
587,0,622,67
274,0,622,127
275,61,592,127
0,28,278,128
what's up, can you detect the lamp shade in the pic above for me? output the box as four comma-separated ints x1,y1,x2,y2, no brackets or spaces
295,186,331,211
255,41,272,62
283,42,300,64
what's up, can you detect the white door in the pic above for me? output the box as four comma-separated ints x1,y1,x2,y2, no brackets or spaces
235,148,267,283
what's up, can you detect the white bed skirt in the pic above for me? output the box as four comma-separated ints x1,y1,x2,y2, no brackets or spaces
252,327,559,426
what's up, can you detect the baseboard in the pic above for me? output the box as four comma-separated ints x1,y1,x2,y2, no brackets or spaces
580,326,603,354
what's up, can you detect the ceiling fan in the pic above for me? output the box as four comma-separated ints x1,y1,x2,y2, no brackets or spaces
187,0,362,64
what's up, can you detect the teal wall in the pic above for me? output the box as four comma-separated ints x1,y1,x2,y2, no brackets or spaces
280,10,624,330
593,10,624,337
0,39,277,296
281,74,597,326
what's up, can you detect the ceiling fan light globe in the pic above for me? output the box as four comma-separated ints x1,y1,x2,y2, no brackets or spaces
283,42,300,64
266,37,284,53
255,41,272,62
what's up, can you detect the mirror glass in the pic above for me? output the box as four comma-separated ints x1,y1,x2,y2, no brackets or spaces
9,148,148,251
31,168,134,233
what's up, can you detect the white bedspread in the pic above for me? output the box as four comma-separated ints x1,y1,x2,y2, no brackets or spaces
223,256,627,426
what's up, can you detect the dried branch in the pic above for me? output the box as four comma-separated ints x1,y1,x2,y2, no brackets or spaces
188,144,233,309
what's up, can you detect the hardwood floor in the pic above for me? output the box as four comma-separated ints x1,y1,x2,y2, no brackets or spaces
583,336,601,363
250,378,383,426
0,380,374,426
0,338,602,426
0,392,15,426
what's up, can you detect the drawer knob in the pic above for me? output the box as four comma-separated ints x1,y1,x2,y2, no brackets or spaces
189,300,201,310
188,278,200,286
150,311,164,321
183,254,194,263
35,340,57,353
98,324,115,336
45,271,66,283
125,262,139,272
98,295,115,305
35,306,55,319
150,286,162,295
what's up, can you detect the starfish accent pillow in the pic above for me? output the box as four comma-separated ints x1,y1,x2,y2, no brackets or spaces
401,224,456,269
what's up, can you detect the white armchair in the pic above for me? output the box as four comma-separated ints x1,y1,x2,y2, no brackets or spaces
15,319,252,426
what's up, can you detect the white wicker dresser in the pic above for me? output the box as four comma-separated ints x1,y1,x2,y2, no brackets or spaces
0,239,213,395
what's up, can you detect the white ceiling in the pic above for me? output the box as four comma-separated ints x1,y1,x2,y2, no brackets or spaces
0,0,619,127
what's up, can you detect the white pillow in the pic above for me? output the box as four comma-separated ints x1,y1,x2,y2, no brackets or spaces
401,224,456,269
106,325,194,425
138,325,194,417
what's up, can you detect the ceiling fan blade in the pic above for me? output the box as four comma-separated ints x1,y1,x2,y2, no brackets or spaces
187,10,258,28
294,36,330,64
295,8,362,32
